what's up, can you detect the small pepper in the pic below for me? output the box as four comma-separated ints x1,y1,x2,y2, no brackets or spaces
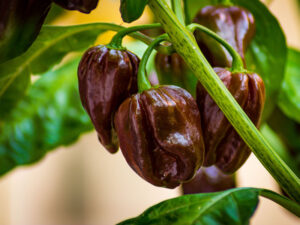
197,68,265,174
78,45,139,153
155,52,198,96
114,86,205,188
53,0,99,13
193,6,255,67
182,166,236,194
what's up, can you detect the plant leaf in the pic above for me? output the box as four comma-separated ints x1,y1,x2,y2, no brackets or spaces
0,58,93,176
118,188,259,225
186,0,287,119
120,0,148,23
44,3,66,24
0,23,107,120
261,122,300,176
278,48,300,123
0,0,52,63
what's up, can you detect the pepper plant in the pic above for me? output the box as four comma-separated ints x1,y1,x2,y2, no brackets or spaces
0,0,300,224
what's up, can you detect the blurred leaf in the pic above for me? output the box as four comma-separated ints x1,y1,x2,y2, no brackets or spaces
0,0,52,63
267,107,300,174
44,4,66,24
278,48,300,123
0,73,31,122
261,123,300,176
0,23,108,120
186,0,287,119
0,58,93,176
119,188,259,225
120,0,148,23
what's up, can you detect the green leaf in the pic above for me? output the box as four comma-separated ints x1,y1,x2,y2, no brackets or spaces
0,58,93,176
267,107,300,175
186,0,287,119
261,122,300,177
0,73,31,122
44,4,66,24
0,0,52,63
278,48,300,123
120,0,148,23
119,188,259,225
0,23,107,120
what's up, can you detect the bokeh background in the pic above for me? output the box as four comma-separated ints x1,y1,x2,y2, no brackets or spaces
0,0,300,224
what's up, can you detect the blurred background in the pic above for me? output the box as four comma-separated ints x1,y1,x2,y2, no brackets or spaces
0,0,300,224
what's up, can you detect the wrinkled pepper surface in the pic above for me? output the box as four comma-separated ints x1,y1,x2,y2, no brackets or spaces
0,0,52,63
193,6,255,67
114,86,205,188
182,165,236,194
155,53,198,96
197,68,265,174
78,45,139,153
53,0,99,13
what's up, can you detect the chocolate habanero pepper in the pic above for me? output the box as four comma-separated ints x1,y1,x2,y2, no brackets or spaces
78,45,139,153
53,0,99,13
182,165,236,194
155,52,198,96
114,86,205,188
193,6,255,67
197,68,265,173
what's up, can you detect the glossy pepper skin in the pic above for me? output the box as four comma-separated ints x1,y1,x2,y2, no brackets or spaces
193,6,255,67
155,53,198,97
78,45,139,153
182,166,236,194
53,0,99,13
114,86,205,188
197,68,265,173
0,0,51,63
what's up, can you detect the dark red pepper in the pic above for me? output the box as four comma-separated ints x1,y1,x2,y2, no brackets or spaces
155,53,198,96
78,45,139,153
193,6,255,67
197,68,265,173
53,0,99,13
114,86,205,188
182,166,236,194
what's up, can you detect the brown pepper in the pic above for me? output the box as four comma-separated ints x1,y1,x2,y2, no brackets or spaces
193,6,255,67
182,166,236,194
53,0,99,13
197,68,265,173
78,45,139,153
155,52,198,97
114,86,205,188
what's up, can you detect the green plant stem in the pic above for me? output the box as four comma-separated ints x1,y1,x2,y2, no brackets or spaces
65,23,173,54
183,0,190,24
138,34,168,92
259,189,300,217
188,23,245,73
108,23,162,49
148,0,300,202
171,0,185,24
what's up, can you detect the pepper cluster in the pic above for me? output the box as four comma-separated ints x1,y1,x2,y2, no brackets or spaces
77,5,265,189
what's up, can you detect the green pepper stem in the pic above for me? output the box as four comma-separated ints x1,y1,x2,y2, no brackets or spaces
138,34,169,93
188,23,245,73
108,23,162,49
171,0,185,25
148,0,300,202
259,189,300,217
183,0,190,24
